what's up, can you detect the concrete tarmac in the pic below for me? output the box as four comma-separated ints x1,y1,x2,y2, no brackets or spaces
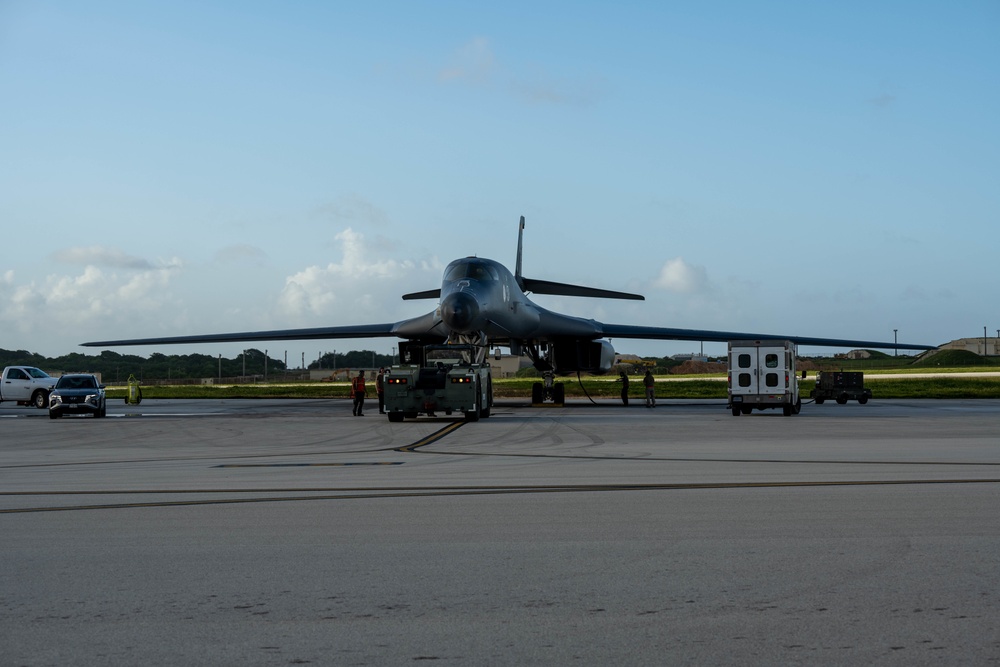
2,398,1000,665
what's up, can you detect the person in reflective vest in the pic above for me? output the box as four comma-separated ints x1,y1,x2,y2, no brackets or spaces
351,370,367,416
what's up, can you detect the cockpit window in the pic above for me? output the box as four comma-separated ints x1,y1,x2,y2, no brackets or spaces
444,260,499,282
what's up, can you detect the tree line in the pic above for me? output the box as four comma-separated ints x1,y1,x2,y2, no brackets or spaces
0,348,395,382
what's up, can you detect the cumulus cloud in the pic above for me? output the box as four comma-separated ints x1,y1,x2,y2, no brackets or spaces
0,257,185,353
278,227,442,318
652,257,710,294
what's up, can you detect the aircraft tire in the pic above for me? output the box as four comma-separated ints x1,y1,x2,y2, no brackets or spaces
553,383,565,405
531,382,543,404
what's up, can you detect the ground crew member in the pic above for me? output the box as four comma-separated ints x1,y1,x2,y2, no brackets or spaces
376,367,386,414
643,369,656,408
351,370,367,416
618,372,629,406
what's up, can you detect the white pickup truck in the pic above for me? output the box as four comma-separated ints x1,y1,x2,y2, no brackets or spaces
1,366,58,409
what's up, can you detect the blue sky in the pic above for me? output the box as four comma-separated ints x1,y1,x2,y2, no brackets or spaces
2,1,997,364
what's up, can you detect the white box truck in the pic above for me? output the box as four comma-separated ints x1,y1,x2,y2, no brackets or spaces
728,340,801,416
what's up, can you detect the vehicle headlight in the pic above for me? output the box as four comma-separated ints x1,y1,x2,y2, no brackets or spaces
50,395,62,406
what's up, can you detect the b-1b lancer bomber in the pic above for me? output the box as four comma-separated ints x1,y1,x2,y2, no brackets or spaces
83,217,935,396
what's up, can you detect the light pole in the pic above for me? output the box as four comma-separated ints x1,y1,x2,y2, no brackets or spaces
893,329,898,357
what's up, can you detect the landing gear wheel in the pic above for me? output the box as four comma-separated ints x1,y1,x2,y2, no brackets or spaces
531,382,543,404
553,383,565,405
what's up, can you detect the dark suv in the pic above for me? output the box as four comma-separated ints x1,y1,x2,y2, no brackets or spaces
49,374,107,419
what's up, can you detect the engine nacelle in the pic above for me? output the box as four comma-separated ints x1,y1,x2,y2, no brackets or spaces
551,338,616,375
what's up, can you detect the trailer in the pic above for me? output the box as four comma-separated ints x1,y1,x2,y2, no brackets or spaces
810,371,872,405
728,339,801,416
384,344,493,422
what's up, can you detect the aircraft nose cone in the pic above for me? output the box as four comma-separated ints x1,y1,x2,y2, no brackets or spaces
440,291,480,332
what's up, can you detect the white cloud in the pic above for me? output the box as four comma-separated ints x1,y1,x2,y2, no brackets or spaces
278,228,442,319
652,257,709,294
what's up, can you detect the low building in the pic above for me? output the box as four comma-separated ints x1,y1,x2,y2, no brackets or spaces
940,337,1000,357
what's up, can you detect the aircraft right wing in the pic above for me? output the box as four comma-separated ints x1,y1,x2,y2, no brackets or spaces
597,323,937,351
81,312,449,348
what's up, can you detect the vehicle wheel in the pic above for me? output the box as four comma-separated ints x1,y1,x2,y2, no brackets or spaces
741,406,753,415
553,383,565,405
531,382,543,404
49,410,60,419
836,393,848,405
466,382,481,421
403,411,418,419
731,407,740,417
858,396,868,405
32,390,48,409
783,404,792,416
793,398,802,414
815,397,825,405
480,378,492,418
387,411,403,422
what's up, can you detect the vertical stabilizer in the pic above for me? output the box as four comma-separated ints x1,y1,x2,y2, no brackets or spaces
515,216,526,290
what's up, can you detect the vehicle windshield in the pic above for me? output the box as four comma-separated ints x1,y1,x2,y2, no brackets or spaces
444,260,499,282
27,368,51,379
56,376,97,390
425,347,473,366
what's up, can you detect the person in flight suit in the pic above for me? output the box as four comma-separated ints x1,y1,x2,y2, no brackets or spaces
351,370,367,416
376,367,386,414
643,369,656,408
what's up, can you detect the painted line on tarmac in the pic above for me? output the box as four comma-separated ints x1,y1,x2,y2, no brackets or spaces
4,478,1000,514
213,462,405,468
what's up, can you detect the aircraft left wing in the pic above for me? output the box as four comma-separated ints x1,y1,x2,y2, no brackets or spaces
597,323,936,351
